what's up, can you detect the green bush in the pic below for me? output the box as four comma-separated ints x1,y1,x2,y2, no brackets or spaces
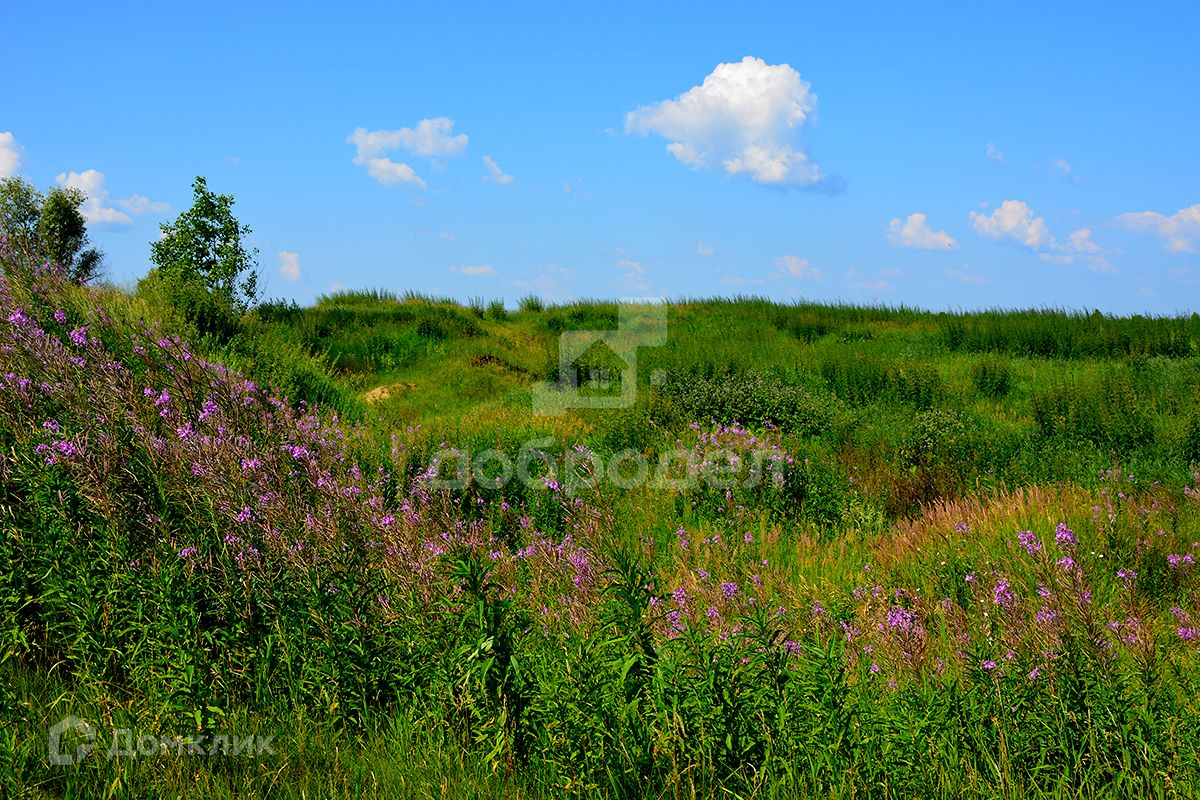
1032,370,1155,453
518,294,545,313
664,371,839,436
486,300,508,321
136,267,241,344
971,354,1012,398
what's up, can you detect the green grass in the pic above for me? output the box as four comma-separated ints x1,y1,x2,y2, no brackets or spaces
3,260,1200,798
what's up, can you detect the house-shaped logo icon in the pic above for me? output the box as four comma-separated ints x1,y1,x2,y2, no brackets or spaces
532,300,667,415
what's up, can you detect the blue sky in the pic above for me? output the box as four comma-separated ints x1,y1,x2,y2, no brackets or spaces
3,1,1198,313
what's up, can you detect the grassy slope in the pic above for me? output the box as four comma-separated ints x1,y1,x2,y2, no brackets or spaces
5,276,1200,798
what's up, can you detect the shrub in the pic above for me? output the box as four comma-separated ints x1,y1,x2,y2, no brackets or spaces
664,371,839,436
518,294,545,313
136,267,241,344
972,354,1012,398
486,300,508,321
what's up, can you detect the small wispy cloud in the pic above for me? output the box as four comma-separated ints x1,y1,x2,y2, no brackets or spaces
482,155,514,185
845,266,893,292
985,141,1006,165
278,251,301,281
773,255,821,279
453,264,494,277
563,177,591,200
887,213,957,250
617,259,650,292
696,241,715,257
945,265,988,284
1115,203,1200,252
1050,157,1080,183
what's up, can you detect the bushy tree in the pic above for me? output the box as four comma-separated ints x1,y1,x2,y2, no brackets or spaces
150,176,259,312
38,186,104,283
0,177,103,283
0,176,42,254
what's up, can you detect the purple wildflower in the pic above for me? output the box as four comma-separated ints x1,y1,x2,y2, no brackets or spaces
1017,530,1043,555
993,578,1016,609
1055,523,1077,551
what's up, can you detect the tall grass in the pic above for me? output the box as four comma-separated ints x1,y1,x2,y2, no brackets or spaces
3,257,1200,797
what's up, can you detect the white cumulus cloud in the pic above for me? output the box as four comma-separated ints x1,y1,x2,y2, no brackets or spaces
1115,203,1200,252
278,251,301,281
348,118,468,188
887,213,957,250
625,56,838,190
969,200,1051,248
349,118,467,160
774,255,821,279
55,169,169,226
364,158,426,189
453,264,494,276
971,200,1113,271
482,155,514,184
0,132,22,178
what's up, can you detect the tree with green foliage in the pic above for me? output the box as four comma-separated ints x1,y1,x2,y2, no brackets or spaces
38,186,104,283
0,176,43,255
0,176,103,283
150,176,260,312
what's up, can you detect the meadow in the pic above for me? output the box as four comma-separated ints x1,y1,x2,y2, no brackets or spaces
2,248,1200,798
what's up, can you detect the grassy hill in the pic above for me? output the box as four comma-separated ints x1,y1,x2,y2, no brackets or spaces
3,257,1200,798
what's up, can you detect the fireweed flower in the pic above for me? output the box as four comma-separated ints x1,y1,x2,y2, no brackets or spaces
886,606,919,633
981,660,997,671
993,579,1016,609
1055,523,1078,550
1017,530,1043,555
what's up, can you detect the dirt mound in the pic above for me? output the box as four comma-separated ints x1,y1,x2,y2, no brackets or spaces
364,382,417,403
